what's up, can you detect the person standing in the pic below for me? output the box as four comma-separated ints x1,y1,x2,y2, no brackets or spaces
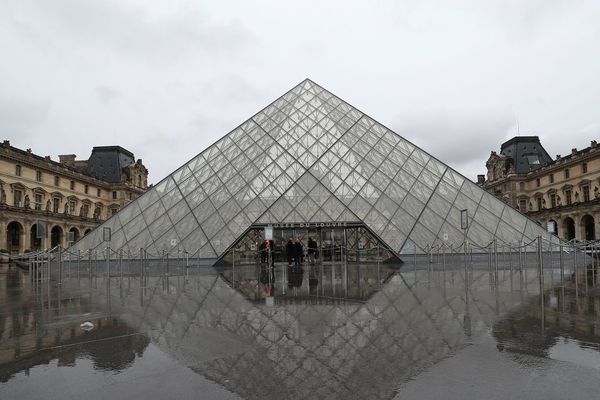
286,238,295,267
294,239,304,267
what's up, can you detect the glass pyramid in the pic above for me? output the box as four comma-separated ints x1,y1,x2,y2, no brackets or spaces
71,79,555,258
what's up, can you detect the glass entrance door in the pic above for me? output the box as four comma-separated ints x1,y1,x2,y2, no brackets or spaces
320,228,345,262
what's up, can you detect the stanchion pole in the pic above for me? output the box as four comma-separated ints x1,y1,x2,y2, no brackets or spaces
88,249,92,286
537,236,545,334
559,243,564,290
140,248,144,286
58,246,63,286
232,248,236,289
106,246,111,282
494,239,498,284
574,242,579,299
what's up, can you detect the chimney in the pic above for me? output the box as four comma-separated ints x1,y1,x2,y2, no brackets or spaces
591,140,597,148
571,148,578,155
59,154,76,166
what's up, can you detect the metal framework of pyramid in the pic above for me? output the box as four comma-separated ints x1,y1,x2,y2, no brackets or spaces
72,79,555,258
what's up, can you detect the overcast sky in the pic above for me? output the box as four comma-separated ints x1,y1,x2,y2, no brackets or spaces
2,0,599,184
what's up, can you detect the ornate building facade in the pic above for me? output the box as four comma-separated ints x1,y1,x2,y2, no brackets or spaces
479,136,600,241
0,141,148,254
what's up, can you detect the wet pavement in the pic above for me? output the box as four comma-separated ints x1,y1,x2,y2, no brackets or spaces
1,259,600,399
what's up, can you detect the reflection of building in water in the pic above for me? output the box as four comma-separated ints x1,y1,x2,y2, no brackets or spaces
73,267,541,399
493,289,600,357
0,267,149,382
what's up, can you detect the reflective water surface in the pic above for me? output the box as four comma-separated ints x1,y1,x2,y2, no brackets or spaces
1,260,600,400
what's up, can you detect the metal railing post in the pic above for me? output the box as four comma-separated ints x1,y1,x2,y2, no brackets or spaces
58,246,63,286
537,236,544,293
106,247,111,282
494,239,498,284
232,248,236,289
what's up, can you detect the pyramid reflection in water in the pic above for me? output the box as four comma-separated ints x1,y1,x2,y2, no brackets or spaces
71,79,555,259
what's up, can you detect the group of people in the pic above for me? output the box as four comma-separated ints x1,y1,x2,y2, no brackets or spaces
286,237,319,266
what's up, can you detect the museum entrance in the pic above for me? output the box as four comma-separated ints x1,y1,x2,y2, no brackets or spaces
220,223,400,265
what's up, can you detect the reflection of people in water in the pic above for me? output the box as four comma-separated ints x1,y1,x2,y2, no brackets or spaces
259,241,267,264
288,265,303,289
307,237,318,264
260,239,275,296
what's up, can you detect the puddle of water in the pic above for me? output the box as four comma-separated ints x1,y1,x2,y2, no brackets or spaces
2,260,600,399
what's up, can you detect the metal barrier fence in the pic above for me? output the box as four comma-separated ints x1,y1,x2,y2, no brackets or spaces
8,236,599,298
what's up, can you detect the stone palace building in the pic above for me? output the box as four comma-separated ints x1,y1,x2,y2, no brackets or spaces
479,136,600,241
0,140,148,254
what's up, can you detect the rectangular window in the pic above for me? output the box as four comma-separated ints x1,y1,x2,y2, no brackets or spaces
112,191,117,200
111,207,118,215
549,174,554,183
97,188,101,197
68,200,76,215
15,165,21,176
582,163,588,173
550,194,556,208
583,186,590,202
565,190,572,205
13,190,22,207
54,176,60,186
36,170,42,182
53,198,60,213
536,178,540,187
70,180,75,190
518,199,527,212
564,169,570,179
84,184,89,194
82,204,89,218
34,193,42,210
536,197,543,211
129,192,132,200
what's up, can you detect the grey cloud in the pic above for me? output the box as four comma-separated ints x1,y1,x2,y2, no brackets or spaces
95,86,120,104
15,0,254,62
1,0,599,184
0,97,50,139
394,110,515,174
